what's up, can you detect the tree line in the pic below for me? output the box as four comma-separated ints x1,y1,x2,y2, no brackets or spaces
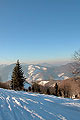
28,82,59,96
9,49,80,99
28,79,80,99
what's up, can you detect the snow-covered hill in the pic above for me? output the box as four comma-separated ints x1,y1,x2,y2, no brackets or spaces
0,88,80,120
26,65,51,83
0,63,75,82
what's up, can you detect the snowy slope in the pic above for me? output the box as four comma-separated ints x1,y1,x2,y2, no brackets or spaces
0,63,74,82
26,65,53,83
0,88,80,120
58,73,69,80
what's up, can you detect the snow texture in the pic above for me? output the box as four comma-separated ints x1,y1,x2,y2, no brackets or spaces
58,73,64,77
58,73,69,80
0,88,80,120
38,81,49,86
26,65,48,83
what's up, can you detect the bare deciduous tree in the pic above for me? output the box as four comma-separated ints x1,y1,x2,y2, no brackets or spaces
73,49,80,76
74,49,80,62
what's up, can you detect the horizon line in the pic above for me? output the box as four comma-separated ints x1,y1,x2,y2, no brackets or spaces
0,59,73,65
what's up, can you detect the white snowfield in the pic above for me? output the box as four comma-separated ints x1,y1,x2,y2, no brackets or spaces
0,88,80,120
38,81,49,86
58,73,64,77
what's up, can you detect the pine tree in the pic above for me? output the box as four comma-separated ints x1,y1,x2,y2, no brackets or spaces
47,88,50,95
55,83,58,96
11,60,25,90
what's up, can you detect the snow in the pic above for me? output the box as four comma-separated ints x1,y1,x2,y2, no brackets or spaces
27,65,42,83
62,102,80,108
42,67,47,71
6,96,12,111
36,78,43,81
28,67,35,76
0,88,80,120
35,66,41,69
32,74,40,81
58,73,64,77
58,73,69,80
38,81,49,86
44,99,54,103
50,83,56,87
62,76,69,80
28,65,33,71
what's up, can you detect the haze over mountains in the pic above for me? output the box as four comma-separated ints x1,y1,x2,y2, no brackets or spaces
0,62,75,82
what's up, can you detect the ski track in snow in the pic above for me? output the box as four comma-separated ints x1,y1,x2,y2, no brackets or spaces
6,96,12,111
44,99,54,103
0,88,80,120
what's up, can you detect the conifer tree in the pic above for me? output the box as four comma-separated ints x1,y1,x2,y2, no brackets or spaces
47,88,50,95
11,60,25,90
55,83,58,96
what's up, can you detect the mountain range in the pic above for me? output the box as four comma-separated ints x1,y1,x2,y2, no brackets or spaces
0,62,76,83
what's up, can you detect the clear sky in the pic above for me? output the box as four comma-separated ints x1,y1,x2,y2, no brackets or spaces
0,0,80,64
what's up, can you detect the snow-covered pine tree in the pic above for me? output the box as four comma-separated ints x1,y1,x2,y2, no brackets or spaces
11,60,25,90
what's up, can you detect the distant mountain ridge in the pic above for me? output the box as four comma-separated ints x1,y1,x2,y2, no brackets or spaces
0,62,77,82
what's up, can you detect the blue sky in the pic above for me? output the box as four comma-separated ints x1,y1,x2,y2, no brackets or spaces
0,0,80,64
